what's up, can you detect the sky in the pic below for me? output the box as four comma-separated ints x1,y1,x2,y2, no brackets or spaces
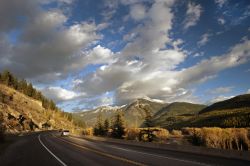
0,0,250,112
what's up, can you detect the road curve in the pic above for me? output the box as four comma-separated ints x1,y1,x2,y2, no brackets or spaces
0,131,249,166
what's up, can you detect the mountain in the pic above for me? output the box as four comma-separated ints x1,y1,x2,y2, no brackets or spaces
0,74,78,133
158,94,250,129
199,94,250,114
74,98,167,128
152,102,206,128
122,98,167,127
73,106,122,127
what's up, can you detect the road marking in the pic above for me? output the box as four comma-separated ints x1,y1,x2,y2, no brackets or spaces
70,136,211,166
56,136,146,166
38,134,67,166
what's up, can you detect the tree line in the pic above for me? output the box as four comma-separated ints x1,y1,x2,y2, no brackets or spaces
0,70,57,111
93,110,156,141
93,112,125,139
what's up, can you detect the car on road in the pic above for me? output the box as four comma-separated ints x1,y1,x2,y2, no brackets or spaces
61,130,70,136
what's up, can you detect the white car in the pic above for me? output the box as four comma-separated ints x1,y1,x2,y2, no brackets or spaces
61,130,70,136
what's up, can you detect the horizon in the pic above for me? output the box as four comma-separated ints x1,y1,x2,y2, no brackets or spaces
0,0,250,112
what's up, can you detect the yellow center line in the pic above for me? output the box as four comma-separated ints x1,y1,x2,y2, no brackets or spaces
53,135,147,166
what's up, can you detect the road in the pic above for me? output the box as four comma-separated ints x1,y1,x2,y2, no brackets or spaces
0,131,249,166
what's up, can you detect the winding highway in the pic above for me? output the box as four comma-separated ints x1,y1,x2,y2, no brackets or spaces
0,131,249,166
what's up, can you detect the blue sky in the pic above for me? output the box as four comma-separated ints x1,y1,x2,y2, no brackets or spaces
0,0,250,112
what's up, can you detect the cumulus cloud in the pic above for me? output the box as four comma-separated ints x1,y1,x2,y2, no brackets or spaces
0,0,103,82
183,2,202,30
247,89,250,94
178,39,250,87
42,86,84,102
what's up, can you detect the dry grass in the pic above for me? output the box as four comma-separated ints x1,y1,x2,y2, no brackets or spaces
124,128,169,142
188,127,249,150
170,130,183,137
82,127,94,136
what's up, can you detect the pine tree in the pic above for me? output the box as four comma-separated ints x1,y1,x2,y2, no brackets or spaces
140,109,155,142
104,118,110,136
1,70,13,86
94,114,105,136
111,112,125,139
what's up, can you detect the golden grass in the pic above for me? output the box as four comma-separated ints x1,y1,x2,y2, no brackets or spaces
187,127,249,150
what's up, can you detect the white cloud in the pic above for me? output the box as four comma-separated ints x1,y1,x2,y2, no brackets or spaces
218,18,226,25
247,89,250,94
215,0,227,8
0,1,103,82
183,2,202,30
42,86,84,102
130,4,146,21
208,86,233,94
179,39,250,87
209,95,234,104
198,33,212,46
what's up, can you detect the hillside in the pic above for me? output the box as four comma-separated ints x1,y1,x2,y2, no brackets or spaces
0,84,78,133
74,98,167,128
122,98,167,127
152,102,206,128
199,94,250,114
157,94,250,129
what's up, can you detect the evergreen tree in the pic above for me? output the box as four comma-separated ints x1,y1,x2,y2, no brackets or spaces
94,114,105,136
26,83,33,97
111,112,125,139
140,109,155,142
104,118,110,136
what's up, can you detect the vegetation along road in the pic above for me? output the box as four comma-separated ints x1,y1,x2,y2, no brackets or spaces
0,131,249,166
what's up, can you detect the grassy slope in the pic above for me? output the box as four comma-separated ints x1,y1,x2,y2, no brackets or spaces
159,94,250,129
152,102,206,128
0,84,76,133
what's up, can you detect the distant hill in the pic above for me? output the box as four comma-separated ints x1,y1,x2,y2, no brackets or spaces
152,102,206,128
199,94,250,114
159,94,250,129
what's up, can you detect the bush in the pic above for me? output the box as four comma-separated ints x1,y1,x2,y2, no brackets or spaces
171,130,183,137
189,127,249,150
82,128,93,136
125,128,169,142
125,128,140,140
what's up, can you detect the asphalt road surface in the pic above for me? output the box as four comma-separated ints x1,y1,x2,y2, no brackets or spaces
0,131,249,166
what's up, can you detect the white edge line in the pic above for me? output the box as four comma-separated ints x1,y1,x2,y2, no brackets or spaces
38,134,67,166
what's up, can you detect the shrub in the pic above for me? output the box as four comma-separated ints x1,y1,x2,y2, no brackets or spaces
82,128,93,136
125,128,140,140
125,128,169,142
189,127,249,150
171,130,183,137
154,128,169,142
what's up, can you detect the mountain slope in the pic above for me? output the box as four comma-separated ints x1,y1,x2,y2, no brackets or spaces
152,102,206,128
122,98,167,127
199,94,250,114
0,84,76,133
73,106,122,127
74,98,167,128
